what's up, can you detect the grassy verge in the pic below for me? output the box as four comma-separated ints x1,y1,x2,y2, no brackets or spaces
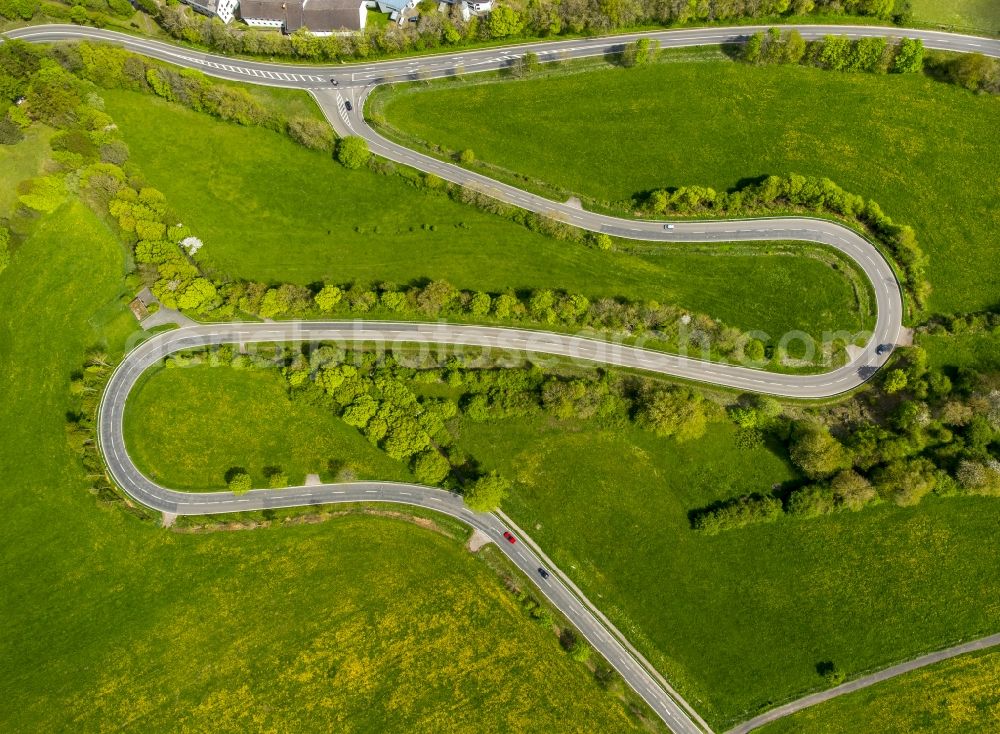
0,193,653,731
918,331,1000,372
372,50,1000,316
100,87,868,341
757,646,1000,734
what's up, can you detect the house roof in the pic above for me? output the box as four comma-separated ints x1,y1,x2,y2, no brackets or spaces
240,0,362,30
239,0,299,22
181,0,219,14
300,0,363,31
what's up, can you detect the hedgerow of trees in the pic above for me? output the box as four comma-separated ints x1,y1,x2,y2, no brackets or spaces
743,31,925,74
0,0,904,66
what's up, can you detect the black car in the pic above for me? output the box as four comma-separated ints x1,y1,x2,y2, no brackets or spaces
344,100,353,112
538,567,550,580
876,343,893,356
329,78,338,86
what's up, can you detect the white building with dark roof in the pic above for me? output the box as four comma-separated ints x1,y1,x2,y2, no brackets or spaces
239,0,366,32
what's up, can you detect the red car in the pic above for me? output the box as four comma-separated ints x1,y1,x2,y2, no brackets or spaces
502,531,516,544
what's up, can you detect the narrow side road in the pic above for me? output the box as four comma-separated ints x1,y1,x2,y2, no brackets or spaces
726,633,1000,733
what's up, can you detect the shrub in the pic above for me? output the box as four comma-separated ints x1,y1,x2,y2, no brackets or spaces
464,471,510,512
227,470,252,495
336,136,370,169
0,226,10,276
786,484,836,518
789,421,850,480
287,116,334,151
0,117,24,145
412,449,450,485
692,494,783,535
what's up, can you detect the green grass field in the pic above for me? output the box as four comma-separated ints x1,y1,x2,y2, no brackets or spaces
458,415,1000,727
911,0,1000,33
120,361,1000,729
100,89,867,341
0,125,53,216
918,331,1000,372
0,197,651,731
125,364,414,489
759,646,1000,734
373,56,1000,316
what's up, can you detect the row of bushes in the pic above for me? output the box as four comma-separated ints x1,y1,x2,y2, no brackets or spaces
64,351,151,517
921,309,1000,337
744,30,925,74
746,29,1000,95
637,172,930,308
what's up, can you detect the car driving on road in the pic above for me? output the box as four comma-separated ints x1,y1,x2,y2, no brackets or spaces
502,531,516,544
344,100,353,112
538,567,550,579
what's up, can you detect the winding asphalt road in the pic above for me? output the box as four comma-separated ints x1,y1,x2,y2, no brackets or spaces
11,20,1000,734
7,21,946,398
98,322,712,734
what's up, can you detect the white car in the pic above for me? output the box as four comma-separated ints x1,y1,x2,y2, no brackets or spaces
664,224,675,230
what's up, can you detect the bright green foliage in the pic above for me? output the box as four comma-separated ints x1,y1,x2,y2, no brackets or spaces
314,284,343,311
692,494,784,534
0,226,10,275
465,471,511,512
892,38,925,74
874,458,938,507
336,136,370,169
789,422,851,479
286,116,334,151
883,368,909,393
486,4,522,37
636,385,709,442
175,277,218,311
227,470,252,495
0,0,39,19
412,449,451,485
786,485,836,518
17,175,65,212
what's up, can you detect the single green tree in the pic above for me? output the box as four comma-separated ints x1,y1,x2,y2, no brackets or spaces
227,470,252,495
336,136,370,169
464,471,510,512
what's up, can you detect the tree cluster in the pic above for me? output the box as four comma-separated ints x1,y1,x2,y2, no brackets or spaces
692,344,1000,534
743,30,925,75
926,51,1000,95
639,172,930,308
